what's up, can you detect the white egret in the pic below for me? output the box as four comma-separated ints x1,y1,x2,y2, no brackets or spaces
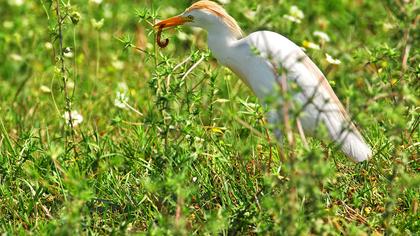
154,1,372,162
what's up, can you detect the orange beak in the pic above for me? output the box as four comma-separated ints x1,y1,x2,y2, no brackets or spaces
154,15,189,29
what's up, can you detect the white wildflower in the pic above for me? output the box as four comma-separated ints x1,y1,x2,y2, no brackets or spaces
313,31,330,42
302,40,320,50
325,53,341,65
63,110,83,127
63,47,73,58
161,6,178,17
117,82,128,93
283,15,301,24
40,85,51,93
244,10,257,20
9,0,24,6
284,5,304,23
104,4,112,19
67,80,75,89
177,31,188,41
89,0,102,5
3,21,13,29
114,91,129,109
112,59,124,70
192,177,197,182
290,5,304,19
218,0,231,4
44,42,53,50
194,136,204,142
10,53,23,62
91,18,104,30
114,82,129,109
382,22,394,31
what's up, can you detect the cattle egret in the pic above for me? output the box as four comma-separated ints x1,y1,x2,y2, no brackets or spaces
154,0,372,162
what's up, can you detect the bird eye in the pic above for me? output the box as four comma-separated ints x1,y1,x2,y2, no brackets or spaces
187,15,194,21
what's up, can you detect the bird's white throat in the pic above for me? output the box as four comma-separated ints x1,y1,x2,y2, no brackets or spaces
206,25,240,65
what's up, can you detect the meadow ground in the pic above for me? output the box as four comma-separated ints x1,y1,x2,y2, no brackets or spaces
0,0,419,234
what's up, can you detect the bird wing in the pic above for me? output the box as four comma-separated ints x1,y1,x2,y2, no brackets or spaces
244,31,364,140
300,55,363,138
230,31,371,161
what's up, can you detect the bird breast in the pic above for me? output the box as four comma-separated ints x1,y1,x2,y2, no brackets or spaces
208,37,280,99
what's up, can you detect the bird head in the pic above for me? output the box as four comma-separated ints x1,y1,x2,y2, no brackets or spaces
154,0,242,39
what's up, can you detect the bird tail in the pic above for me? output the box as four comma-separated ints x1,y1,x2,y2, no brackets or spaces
323,114,372,162
337,130,372,162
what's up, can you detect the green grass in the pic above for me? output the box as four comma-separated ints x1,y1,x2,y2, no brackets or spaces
0,0,418,234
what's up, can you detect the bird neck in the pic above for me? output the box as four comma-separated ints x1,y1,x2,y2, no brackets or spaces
207,26,240,61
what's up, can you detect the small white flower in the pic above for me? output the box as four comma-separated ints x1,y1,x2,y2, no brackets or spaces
104,4,112,19
9,0,24,6
325,53,341,65
283,15,301,24
40,85,51,93
3,21,13,29
284,5,304,23
192,177,197,182
63,110,83,127
290,5,304,19
89,0,102,4
244,10,257,20
194,136,204,142
161,6,178,17
112,59,125,70
218,0,231,4
91,18,104,30
117,82,128,93
114,82,129,109
10,53,23,61
114,91,129,109
67,80,75,89
382,22,394,31
44,42,53,50
313,31,330,42
283,5,305,24
302,40,320,50
63,47,73,58
177,31,188,41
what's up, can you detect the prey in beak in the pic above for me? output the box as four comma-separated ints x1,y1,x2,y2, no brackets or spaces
154,15,191,48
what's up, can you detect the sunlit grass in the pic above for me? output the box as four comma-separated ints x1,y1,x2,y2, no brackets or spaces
0,0,418,234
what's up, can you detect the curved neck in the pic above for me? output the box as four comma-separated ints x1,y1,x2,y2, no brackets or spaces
207,24,240,60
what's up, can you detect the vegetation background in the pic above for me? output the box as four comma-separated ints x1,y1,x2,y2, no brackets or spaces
0,0,418,234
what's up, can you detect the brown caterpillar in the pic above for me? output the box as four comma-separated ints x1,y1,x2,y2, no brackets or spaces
157,25,169,48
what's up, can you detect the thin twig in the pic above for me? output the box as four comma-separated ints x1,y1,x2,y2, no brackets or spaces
181,55,206,81
280,71,294,147
55,0,75,140
166,55,192,87
122,100,144,117
0,118,16,156
264,125,273,171
296,118,309,148
234,117,264,138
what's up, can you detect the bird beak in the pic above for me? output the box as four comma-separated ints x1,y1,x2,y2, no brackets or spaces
154,15,189,29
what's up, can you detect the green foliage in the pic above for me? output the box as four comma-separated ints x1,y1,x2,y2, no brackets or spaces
0,0,418,235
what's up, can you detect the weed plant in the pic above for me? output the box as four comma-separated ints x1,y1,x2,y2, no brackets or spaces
0,0,418,234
